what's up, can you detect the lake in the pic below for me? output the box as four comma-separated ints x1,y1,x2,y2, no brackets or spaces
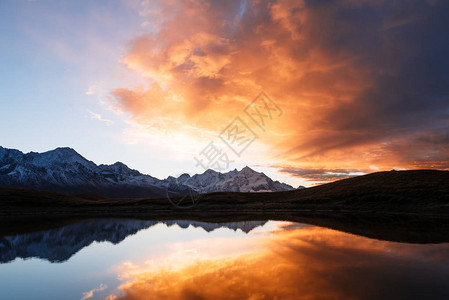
0,218,448,299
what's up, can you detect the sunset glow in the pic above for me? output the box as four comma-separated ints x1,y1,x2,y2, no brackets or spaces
1,0,448,185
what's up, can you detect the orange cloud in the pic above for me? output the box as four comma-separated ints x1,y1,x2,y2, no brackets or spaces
113,0,449,182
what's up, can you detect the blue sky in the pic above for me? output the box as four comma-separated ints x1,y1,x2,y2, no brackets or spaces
0,1,168,175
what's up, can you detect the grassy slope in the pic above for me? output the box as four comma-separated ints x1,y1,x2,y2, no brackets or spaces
281,169,449,211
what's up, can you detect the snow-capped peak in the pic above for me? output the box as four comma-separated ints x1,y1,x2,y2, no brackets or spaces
28,147,97,170
178,166,294,193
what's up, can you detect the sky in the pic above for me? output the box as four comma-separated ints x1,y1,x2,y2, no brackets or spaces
1,0,448,187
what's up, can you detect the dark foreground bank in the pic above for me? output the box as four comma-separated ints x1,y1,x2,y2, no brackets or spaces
1,170,448,242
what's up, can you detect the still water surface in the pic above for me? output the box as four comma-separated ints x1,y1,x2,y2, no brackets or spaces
0,219,448,300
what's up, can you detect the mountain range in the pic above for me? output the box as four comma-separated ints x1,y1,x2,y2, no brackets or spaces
0,146,300,198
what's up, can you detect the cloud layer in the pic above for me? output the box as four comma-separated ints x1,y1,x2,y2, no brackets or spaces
113,0,449,182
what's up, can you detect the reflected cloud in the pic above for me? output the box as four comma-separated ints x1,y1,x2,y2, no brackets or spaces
111,226,449,300
80,283,107,300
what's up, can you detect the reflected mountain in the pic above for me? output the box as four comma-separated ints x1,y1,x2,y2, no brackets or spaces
164,220,267,233
0,219,266,263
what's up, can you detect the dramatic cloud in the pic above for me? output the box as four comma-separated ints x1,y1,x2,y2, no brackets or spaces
113,0,449,182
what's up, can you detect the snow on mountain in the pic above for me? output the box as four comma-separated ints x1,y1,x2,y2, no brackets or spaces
0,146,295,197
177,166,294,193
28,147,97,170
0,146,165,197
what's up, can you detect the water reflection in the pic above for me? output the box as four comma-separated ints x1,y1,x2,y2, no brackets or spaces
110,223,449,300
0,219,267,263
0,219,448,300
